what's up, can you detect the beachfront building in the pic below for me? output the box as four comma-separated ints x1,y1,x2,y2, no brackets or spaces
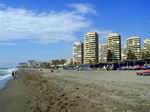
27,60,36,67
121,45,127,61
72,41,84,64
18,63,28,68
127,36,141,59
107,33,121,61
64,58,72,66
84,32,99,64
144,38,150,53
99,44,108,63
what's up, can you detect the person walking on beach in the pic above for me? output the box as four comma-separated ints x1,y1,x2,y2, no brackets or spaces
11,71,15,79
14,71,17,79
11,71,17,79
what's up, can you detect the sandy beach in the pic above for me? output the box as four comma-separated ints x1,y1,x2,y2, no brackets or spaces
0,69,150,112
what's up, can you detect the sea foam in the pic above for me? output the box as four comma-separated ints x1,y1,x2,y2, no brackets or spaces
0,68,17,89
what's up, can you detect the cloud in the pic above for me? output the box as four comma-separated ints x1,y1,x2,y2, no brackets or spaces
0,3,111,45
68,3,97,14
0,5,92,44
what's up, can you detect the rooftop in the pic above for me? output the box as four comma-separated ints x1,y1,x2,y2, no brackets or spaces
127,36,140,40
108,33,120,37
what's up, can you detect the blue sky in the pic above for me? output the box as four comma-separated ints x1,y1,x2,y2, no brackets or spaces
0,0,150,67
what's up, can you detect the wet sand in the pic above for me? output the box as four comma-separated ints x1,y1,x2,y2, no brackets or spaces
0,70,33,112
0,69,150,112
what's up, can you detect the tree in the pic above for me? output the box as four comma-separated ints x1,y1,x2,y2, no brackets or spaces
107,49,113,62
142,51,150,60
69,59,74,66
112,52,118,62
51,59,67,65
89,59,93,64
74,62,77,66
127,50,137,60
107,49,118,62
52,60,59,66
60,59,67,64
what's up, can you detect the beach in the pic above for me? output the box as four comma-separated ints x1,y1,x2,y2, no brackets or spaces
0,69,150,112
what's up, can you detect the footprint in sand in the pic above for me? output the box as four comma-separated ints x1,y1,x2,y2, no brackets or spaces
75,87,79,90
61,94,65,97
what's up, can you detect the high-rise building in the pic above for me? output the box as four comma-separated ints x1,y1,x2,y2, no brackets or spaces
127,37,141,59
72,41,84,64
99,44,108,63
107,33,121,61
144,38,150,53
84,32,99,64
121,45,127,60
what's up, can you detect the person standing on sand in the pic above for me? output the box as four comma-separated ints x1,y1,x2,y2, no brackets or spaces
14,71,17,79
11,71,17,79
11,71,15,79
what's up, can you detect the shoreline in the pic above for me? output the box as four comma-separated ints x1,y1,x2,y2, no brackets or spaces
0,68,18,90
0,76,12,90
0,69,33,112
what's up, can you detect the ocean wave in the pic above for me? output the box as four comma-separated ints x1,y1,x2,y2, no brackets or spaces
0,74,11,80
6,68,18,74
0,68,17,81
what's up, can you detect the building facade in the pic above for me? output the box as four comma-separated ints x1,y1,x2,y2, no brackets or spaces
121,45,127,60
99,44,108,63
144,38,150,53
84,32,99,64
72,41,84,64
127,37,141,59
107,33,121,61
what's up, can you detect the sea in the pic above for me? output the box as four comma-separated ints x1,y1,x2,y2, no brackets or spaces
0,68,17,90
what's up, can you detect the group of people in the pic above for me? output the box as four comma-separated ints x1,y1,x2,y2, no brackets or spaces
102,65,114,70
11,71,17,79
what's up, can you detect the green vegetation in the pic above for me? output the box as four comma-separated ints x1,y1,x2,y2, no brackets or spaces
142,51,150,60
107,49,117,62
107,49,112,62
51,59,67,65
127,50,137,60
69,59,74,66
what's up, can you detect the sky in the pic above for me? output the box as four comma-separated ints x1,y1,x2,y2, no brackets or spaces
0,0,150,67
